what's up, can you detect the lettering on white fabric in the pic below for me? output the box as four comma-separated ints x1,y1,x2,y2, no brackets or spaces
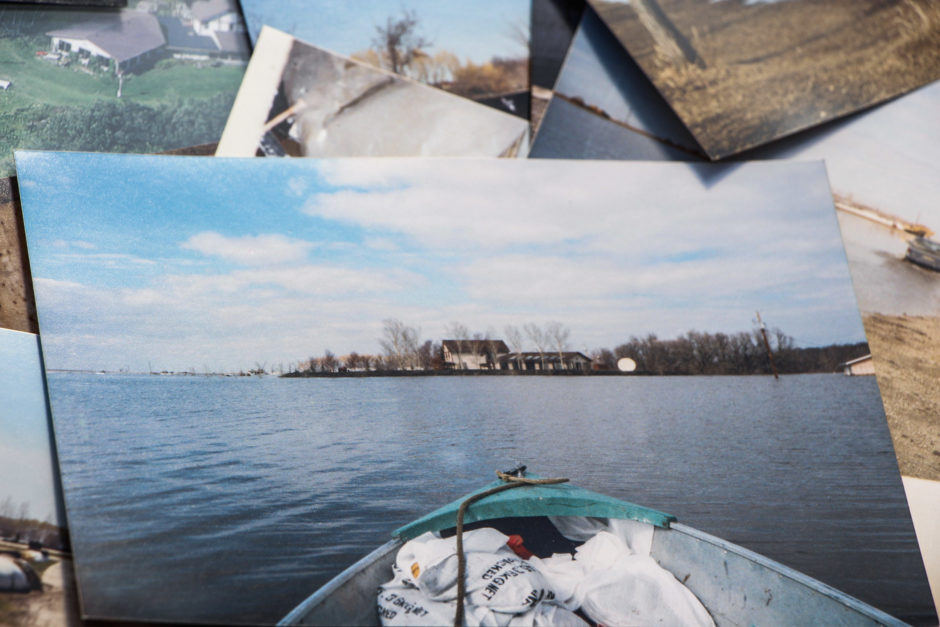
478,559,542,601
379,591,431,618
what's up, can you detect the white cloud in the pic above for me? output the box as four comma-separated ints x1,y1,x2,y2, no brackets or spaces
303,160,835,258
181,232,315,266
287,176,309,197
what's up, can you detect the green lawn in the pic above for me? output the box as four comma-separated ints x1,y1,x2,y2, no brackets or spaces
0,37,120,107
0,36,246,176
0,38,245,107
120,59,247,105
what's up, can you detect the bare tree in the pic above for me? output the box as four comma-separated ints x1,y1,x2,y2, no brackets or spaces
483,328,504,370
0,496,14,519
16,501,30,523
546,321,571,371
372,9,432,75
417,340,434,370
380,318,420,370
321,350,338,373
504,324,525,371
524,322,548,370
402,325,421,370
446,321,471,370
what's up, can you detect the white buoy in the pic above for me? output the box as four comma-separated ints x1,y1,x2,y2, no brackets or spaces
617,357,637,372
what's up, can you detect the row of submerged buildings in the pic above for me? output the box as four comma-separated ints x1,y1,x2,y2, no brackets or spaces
44,0,248,76
440,339,592,372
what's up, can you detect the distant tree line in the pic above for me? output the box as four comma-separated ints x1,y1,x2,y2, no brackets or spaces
288,319,868,376
0,497,66,550
591,330,868,375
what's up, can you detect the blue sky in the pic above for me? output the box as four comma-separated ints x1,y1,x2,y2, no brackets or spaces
238,0,529,63
17,153,864,373
0,328,60,524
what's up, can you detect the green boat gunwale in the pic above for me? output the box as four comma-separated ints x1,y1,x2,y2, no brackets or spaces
393,473,677,541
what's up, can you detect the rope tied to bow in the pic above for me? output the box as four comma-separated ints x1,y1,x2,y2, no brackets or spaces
453,470,569,627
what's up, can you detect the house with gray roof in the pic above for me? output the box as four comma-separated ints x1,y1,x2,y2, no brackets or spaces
47,11,166,74
191,0,245,37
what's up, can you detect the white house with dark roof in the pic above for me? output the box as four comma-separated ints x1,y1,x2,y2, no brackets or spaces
441,339,509,370
47,4,248,72
841,354,875,376
47,11,165,74
191,0,245,36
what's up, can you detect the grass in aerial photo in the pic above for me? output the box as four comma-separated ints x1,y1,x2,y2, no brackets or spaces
0,0,249,176
588,0,940,158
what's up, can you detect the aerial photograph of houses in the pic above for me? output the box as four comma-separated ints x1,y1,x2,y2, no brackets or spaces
0,0,249,177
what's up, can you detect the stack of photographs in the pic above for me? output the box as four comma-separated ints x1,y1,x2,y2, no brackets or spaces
2,0,938,625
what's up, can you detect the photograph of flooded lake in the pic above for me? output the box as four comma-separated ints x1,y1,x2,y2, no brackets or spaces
15,152,934,623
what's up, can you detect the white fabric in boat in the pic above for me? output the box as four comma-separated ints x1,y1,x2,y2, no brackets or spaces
392,529,558,612
378,522,713,627
544,517,715,627
379,529,586,626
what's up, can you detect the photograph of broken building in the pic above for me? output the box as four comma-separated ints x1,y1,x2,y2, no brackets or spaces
217,27,529,158
236,0,530,117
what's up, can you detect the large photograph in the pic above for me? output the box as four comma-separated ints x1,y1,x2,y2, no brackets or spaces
586,0,940,158
0,0,249,177
16,152,933,624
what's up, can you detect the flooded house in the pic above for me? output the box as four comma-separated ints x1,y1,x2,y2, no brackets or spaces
441,339,592,372
842,354,875,376
498,351,593,372
441,340,509,370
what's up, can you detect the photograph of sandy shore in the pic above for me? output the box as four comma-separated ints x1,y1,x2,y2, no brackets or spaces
588,0,940,158
0,327,77,627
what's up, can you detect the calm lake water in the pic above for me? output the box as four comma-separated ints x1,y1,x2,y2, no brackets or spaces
48,373,934,625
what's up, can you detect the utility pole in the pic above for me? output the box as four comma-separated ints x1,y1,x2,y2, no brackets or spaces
756,311,779,379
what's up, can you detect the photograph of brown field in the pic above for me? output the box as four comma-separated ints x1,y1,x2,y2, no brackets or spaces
588,0,940,158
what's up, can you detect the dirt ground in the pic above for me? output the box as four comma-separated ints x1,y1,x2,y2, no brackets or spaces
0,177,37,334
590,0,940,157
863,313,940,482
0,556,82,627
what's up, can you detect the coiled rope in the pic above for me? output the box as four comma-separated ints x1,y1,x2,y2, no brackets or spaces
453,471,569,627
